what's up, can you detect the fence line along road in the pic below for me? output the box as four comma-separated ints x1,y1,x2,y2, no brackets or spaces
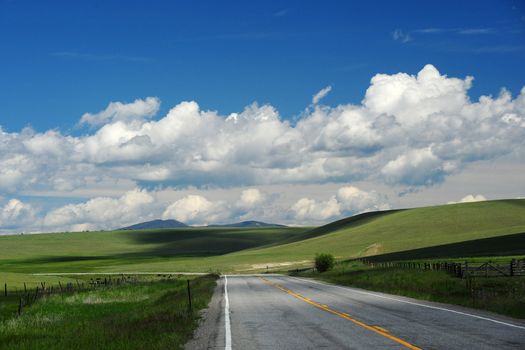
357,258,525,278
32,272,208,276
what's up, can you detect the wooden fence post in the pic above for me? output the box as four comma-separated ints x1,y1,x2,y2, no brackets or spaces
510,259,515,277
34,287,39,302
4,283,6,296
187,280,192,313
18,296,22,316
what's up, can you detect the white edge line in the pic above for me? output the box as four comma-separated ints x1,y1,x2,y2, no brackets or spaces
222,274,282,277
224,276,232,350
289,276,525,330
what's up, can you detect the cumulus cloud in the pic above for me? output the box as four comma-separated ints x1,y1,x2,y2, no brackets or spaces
0,185,391,233
237,188,265,209
381,148,448,186
291,197,340,221
79,97,160,127
161,189,270,226
42,188,155,232
0,65,524,200
0,199,37,229
291,186,389,223
162,194,229,225
448,194,487,204
312,86,332,104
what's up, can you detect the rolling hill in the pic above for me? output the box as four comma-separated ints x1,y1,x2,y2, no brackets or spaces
207,221,286,228
119,219,286,230
224,199,525,267
119,219,188,230
0,199,524,274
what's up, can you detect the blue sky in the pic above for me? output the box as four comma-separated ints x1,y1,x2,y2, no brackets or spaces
1,0,524,132
0,0,524,232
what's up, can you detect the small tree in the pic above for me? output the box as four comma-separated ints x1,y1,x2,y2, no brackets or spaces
315,253,335,272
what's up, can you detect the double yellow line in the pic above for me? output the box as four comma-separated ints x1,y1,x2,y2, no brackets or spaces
259,277,422,350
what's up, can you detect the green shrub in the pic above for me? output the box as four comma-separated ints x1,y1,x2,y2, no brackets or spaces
315,253,335,272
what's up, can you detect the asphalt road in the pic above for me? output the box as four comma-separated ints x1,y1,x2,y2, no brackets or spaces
187,275,525,350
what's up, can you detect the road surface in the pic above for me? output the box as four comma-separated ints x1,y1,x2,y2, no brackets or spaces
187,275,525,349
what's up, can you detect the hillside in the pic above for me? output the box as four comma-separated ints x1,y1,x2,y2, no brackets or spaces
361,231,525,262
207,221,286,228
0,199,524,274
120,219,188,230
118,219,285,230
0,227,309,273
222,199,525,267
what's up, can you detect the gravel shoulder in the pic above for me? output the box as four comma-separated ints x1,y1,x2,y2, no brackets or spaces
185,278,225,349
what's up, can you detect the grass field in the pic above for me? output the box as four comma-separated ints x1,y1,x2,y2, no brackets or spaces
0,274,217,349
0,199,524,280
0,227,311,276
240,199,525,263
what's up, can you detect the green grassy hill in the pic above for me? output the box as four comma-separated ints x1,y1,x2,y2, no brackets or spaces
0,227,309,274
226,199,525,265
361,231,525,262
0,199,524,276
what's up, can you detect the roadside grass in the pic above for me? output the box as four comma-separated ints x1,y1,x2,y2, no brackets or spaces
0,274,217,350
0,272,78,292
296,263,525,319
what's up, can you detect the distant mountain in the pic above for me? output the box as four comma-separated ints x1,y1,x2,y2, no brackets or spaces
119,219,188,230
119,219,286,230
207,220,287,228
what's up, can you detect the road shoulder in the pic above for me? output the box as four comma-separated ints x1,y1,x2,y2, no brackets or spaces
185,277,224,350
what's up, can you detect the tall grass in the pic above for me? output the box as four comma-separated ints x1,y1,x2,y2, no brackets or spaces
0,274,217,350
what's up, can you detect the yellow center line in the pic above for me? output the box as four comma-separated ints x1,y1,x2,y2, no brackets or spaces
374,326,390,333
259,277,422,350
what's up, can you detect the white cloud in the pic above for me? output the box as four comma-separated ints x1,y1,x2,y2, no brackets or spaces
291,186,389,223
381,148,448,186
364,64,473,126
336,186,389,212
237,188,265,209
162,195,229,225
0,65,523,215
312,86,332,104
0,199,37,229
448,194,487,204
42,188,155,231
79,97,160,127
392,29,412,43
291,197,341,221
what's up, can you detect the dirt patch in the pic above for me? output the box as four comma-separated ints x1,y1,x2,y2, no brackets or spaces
362,243,383,256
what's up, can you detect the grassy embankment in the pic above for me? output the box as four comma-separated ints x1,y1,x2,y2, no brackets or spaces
296,261,525,319
0,274,217,350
